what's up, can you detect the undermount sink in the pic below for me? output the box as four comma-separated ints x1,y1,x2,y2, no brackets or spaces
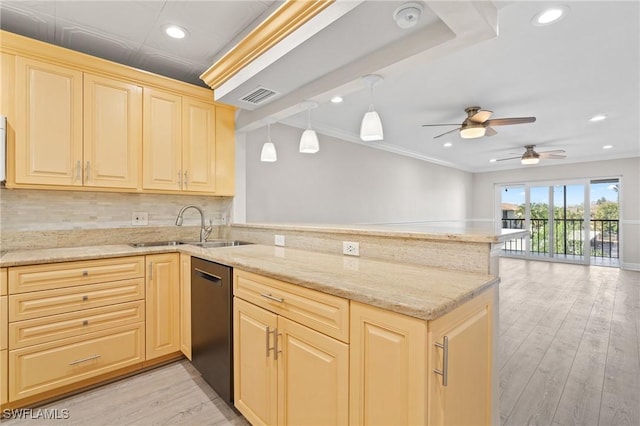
129,240,252,248
129,241,185,248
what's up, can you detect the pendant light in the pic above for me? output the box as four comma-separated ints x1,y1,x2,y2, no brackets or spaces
360,74,384,141
260,121,277,162
299,101,319,153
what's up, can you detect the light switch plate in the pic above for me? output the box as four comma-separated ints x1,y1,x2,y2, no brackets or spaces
274,234,285,246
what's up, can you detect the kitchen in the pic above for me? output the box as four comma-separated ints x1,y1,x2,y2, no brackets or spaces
1,1,639,425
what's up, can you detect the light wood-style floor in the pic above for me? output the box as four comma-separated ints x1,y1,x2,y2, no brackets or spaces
3,258,638,425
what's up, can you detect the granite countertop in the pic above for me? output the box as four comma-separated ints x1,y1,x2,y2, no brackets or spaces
0,243,498,321
234,222,528,243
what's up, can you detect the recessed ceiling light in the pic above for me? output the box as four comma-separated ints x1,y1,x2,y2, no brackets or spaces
532,6,569,26
489,158,497,163
589,114,607,122
164,25,187,39
330,96,343,104
443,142,452,148
602,145,613,150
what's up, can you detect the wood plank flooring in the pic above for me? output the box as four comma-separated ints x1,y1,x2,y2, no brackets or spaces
2,258,637,425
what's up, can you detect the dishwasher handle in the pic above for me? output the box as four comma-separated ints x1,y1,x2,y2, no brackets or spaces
194,267,223,285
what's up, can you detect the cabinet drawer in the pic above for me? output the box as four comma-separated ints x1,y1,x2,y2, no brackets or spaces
234,269,349,343
9,278,144,322
1,296,6,351
9,300,145,349
9,322,144,402
8,257,145,294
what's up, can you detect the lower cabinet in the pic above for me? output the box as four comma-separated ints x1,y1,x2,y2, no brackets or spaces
350,287,495,426
145,253,180,360
233,270,349,426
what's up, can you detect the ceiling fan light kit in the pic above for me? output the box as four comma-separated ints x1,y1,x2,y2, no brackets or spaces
423,106,536,139
360,74,384,141
460,124,486,139
496,145,566,165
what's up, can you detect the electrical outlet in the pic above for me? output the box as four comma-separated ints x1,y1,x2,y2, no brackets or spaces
274,234,286,246
343,241,360,256
131,212,148,226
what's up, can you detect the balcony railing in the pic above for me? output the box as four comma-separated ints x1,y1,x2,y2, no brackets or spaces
502,218,619,260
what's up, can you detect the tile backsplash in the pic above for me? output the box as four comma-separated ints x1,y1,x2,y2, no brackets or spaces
0,188,233,250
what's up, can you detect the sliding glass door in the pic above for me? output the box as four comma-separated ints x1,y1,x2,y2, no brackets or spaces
499,178,620,267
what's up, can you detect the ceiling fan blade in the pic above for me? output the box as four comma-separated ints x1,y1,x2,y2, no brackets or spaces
421,123,461,127
484,126,498,137
484,117,536,126
433,127,461,139
469,109,492,123
539,153,567,159
495,156,521,162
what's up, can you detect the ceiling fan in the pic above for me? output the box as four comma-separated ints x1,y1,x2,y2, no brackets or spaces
497,145,566,165
422,106,536,139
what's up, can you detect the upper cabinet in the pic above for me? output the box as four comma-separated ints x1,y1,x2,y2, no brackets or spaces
1,31,235,195
84,73,142,190
14,57,83,186
143,90,222,194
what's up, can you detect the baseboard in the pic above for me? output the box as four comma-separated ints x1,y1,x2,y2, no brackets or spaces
621,262,640,271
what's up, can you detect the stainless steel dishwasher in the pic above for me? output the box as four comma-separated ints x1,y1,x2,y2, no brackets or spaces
191,257,233,406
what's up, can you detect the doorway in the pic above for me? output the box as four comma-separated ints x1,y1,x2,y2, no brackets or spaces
498,178,620,267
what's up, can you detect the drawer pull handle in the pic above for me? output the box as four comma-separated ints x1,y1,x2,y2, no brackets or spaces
82,271,89,277
69,354,101,366
260,293,284,303
82,295,89,301
82,320,89,326
433,336,449,387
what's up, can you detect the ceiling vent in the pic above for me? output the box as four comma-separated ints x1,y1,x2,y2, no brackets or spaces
239,86,279,105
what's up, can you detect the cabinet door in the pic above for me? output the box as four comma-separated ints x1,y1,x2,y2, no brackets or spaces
1,349,7,406
234,298,277,426
182,98,215,193
15,57,83,186
277,316,348,426
146,253,180,360
142,88,182,191
84,74,142,189
214,105,235,195
428,288,494,426
179,253,191,360
350,301,427,426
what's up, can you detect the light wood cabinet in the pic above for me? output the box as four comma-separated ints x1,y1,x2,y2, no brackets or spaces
350,287,495,426
83,73,142,189
5,257,147,407
179,253,191,360
2,30,236,195
145,253,180,360
1,349,7,407
143,88,221,194
15,57,83,186
233,269,349,426
427,288,494,426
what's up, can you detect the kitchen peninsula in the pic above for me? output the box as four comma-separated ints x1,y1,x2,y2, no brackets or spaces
0,222,526,425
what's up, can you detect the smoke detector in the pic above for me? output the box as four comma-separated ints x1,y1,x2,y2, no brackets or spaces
393,2,423,29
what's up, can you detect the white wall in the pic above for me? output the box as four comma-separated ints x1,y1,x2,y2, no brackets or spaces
471,157,640,270
244,123,473,224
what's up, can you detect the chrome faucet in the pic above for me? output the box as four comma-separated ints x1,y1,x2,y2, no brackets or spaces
175,205,212,243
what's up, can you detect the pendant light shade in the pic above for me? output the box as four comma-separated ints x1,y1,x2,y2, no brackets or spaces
360,74,384,141
260,122,277,162
299,101,319,153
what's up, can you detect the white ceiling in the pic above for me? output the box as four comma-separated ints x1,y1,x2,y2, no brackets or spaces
1,1,638,173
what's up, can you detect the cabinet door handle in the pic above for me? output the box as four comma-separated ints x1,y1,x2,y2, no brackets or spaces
69,354,101,366
266,326,275,357
260,293,284,303
274,328,282,361
149,262,153,281
433,336,449,386
85,161,91,181
178,169,182,188
184,170,188,188
75,160,82,181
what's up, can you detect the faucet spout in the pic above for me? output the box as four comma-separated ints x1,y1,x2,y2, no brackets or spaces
175,205,211,243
